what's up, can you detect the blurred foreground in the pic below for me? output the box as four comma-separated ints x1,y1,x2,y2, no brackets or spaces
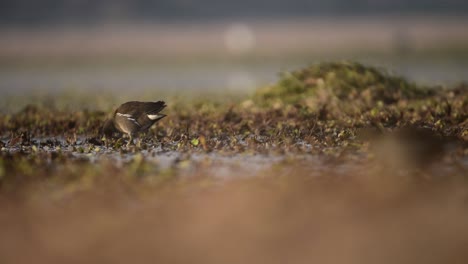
1,163,468,264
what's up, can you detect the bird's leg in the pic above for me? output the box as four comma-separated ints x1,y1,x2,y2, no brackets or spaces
136,136,142,148
127,134,134,147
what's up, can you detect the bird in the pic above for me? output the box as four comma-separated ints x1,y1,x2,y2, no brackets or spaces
102,101,167,146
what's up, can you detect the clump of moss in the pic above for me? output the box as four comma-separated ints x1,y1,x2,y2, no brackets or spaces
254,61,432,108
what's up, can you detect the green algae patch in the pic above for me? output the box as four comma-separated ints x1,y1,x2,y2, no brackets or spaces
254,61,432,108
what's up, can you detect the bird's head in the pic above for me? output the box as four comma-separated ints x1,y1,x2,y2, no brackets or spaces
101,119,118,138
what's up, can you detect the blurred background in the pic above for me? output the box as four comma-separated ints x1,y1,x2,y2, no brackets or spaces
0,0,467,102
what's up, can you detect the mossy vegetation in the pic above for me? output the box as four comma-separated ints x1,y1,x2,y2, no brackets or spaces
254,61,434,108
251,62,466,137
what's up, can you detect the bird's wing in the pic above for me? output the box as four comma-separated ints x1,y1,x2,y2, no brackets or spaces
115,112,141,127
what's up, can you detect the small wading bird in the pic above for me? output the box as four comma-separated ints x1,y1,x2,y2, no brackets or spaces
102,101,167,146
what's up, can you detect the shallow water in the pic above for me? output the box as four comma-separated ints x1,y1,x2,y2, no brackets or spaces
2,135,466,180
1,61,467,97
0,136,315,178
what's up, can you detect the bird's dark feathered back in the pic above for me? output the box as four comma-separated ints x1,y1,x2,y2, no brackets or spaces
115,101,166,117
